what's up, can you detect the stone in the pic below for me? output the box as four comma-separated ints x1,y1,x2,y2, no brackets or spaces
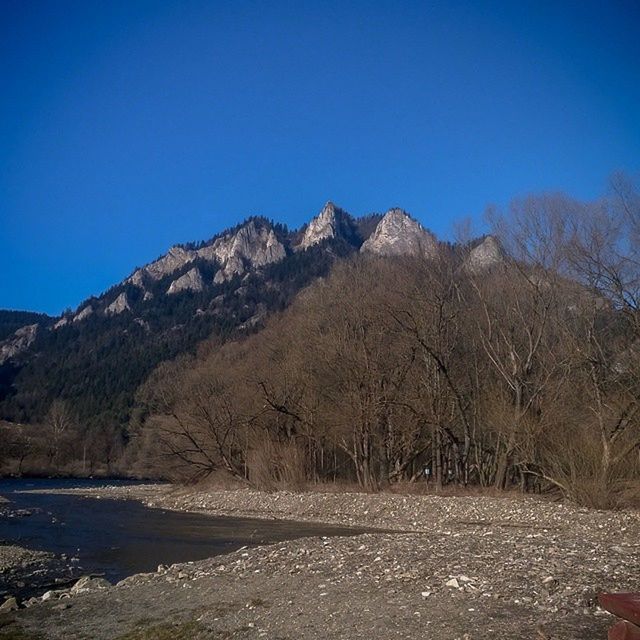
53,316,69,329
167,268,205,295
133,246,196,283
445,578,460,589
70,576,111,594
0,596,18,612
297,202,344,250
0,324,39,365
465,236,504,273
72,305,94,323
127,220,285,291
206,220,286,282
105,292,130,315
361,209,437,258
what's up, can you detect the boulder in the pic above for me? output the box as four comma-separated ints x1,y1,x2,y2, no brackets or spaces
0,596,18,613
70,576,111,594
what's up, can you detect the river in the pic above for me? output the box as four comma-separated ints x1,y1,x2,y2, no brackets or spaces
0,479,365,598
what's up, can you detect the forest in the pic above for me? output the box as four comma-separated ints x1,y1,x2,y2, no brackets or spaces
130,178,640,508
1,178,639,509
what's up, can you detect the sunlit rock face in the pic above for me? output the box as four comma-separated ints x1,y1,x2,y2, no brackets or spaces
53,317,69,329
206,221,286,283
465,235,504,273
105,292,130,316
167,267,205,294
127,221,286,289
360,208,437,257
0,324,39,364
73,305,94,323
296,202,346,250
128,246,196,285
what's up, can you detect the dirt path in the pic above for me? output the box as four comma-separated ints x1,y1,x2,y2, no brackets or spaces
1,486,638,639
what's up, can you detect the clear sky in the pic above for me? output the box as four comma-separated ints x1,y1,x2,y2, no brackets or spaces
2,0,639,315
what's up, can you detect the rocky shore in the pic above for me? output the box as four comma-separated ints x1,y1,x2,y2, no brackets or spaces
1,485,639,639
0,499,85,606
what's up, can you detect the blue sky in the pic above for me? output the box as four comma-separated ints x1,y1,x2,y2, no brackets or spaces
2,0,639,315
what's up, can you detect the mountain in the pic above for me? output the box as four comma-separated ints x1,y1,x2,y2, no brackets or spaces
296,202,357,249
0,311,52,343
361,208,437,257
0,202,492,434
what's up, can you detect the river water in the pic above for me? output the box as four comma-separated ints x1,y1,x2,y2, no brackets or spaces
0,479,364,596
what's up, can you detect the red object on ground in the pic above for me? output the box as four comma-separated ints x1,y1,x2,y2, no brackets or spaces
608,621,640,640
599,593,640,627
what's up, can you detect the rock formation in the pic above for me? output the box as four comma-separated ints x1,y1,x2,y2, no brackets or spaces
361,209,437,257
167,267,204,294
72,305,94,323
298,202,341,249
128,246,196,286
0,324,39,365
105,292,131,316
53,317,69,329
127,221,286,289
465,236,504,273
206,221,286,283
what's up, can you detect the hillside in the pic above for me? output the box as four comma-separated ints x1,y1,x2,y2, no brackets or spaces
1,187,638,507
0,203,424,429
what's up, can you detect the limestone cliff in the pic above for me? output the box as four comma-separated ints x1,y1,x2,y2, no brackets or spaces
127,220,286,289
204,220,286,283
167,267,204,294
297,202,345,250
0,324,39,365
105,292,131,315
72,305,94,323
361,209,437,257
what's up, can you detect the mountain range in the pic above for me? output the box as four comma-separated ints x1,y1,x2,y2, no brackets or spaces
0,203,501,430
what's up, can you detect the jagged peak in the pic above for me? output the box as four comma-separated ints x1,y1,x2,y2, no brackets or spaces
297,201,351,250
125,217,287,290
204,218,286,283
319,201,338,217
361,208,437,257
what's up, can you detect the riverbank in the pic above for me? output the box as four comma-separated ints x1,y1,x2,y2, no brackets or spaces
0,497,84,603
1,484,639,639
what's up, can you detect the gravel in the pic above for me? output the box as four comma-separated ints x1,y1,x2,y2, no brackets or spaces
1,485,638,639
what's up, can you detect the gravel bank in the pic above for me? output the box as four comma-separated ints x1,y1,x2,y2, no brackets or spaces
0,501,83,604
1,485,638,639
0,546,52,574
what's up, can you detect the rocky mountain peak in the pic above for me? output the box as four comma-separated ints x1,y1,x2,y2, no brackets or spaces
360,208,437,257
203,219,287,283
297,202,346,250
465,235,504,273
127,220,287,290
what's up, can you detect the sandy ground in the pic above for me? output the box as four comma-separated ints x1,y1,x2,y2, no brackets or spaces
1,484,639,639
